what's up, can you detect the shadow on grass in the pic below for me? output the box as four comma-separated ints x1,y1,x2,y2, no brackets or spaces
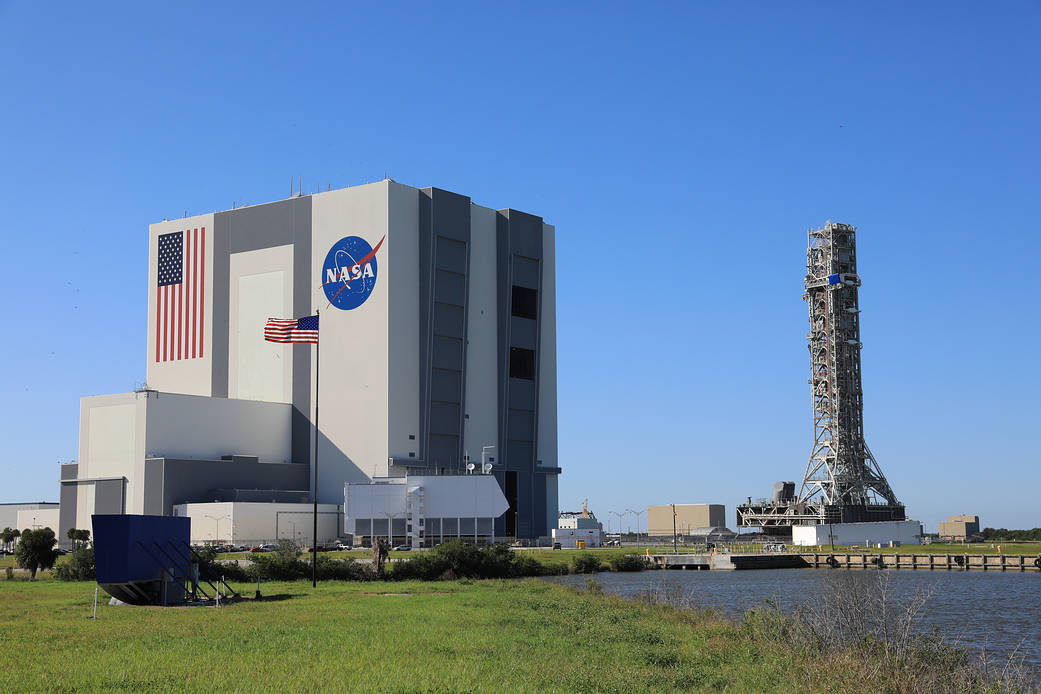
252,594,296,603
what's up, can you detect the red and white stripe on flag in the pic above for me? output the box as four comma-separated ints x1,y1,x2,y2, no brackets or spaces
155,227,206,362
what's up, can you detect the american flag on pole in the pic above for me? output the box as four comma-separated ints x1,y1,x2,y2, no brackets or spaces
264,315,319,344
156,227,205,362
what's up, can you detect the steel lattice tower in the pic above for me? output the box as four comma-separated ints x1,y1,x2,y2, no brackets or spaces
735,221,904,534
799,222,900,518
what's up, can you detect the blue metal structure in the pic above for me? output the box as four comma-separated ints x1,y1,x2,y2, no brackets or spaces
92,514,193,605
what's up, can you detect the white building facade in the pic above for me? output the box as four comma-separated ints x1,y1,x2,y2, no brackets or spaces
58,180,559,543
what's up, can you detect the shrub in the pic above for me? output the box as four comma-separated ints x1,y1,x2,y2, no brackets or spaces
249,553,310,581
15,527,58,580
55,547,95,581
272,539,301,561
315,555,371,581
4,567,12,581
235,553,373,582
509,554,547,578
570,553,602,574
609,554,646,572
193,545,220,564
391,540,550,581
211,560,251,583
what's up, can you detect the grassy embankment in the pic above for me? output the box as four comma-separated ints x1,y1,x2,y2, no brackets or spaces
0,574,1015,693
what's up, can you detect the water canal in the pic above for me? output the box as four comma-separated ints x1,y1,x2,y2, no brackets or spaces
544,568,1041,668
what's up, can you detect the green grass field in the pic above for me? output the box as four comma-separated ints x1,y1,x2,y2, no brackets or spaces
0,576,776,693
0,574,1009,693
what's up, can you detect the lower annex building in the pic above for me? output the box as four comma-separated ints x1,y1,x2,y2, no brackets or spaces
58,180,559,547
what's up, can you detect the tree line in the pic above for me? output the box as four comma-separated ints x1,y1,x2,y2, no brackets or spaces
979,527,1041,542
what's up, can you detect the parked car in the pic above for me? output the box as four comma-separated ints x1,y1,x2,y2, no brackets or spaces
248,546,267,553
334,542,352,551
391,545,411,551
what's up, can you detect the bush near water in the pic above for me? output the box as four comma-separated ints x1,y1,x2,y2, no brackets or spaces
42,539,656,583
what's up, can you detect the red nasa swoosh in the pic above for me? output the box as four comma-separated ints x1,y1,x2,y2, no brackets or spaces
323,235,386,307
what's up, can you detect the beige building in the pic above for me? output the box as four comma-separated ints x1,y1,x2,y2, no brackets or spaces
938,514,980,542
647,504,726,537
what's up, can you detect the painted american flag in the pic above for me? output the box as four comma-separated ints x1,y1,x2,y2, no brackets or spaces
264,315,319,344
156,227,205,362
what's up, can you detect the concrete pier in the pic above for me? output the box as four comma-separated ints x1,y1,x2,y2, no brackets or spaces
649,553,808,570
648,553,1041,572
798,553,1041,571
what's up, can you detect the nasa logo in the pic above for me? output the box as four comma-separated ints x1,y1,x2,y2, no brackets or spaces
321,235,385,310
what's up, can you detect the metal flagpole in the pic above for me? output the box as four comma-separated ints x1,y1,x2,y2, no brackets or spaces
312,309,320,588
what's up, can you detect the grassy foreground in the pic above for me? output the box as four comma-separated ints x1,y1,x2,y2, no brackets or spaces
0,575,1018,693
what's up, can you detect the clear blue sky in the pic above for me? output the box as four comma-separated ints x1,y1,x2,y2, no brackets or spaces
1,2,1038,531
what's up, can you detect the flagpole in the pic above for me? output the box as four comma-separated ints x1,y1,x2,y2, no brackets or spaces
312,308,319,588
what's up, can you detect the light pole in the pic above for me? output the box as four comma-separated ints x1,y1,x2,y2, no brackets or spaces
204,514,231,544
609,511,626,545
672,503,678,554
626,509,645,548
381,512,401,548
481,445,496,471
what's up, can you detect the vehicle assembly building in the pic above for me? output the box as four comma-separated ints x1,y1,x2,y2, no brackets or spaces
58,179,559,546
737,222,908,538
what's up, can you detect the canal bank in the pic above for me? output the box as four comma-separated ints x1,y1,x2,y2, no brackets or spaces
545,567,1041,670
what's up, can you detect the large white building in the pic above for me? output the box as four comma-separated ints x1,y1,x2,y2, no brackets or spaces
58,180,559,545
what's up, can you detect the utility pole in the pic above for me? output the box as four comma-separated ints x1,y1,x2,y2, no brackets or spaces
672,504,678,553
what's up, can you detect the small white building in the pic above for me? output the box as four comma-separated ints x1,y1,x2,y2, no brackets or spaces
551,527,602,548
791,520,924,547
345,474,509,547
172,502,342,547
552,505,604,547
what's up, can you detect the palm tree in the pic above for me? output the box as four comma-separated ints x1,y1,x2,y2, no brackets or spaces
372,538,389,578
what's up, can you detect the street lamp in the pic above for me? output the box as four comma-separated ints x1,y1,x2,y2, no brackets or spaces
381,511,402,548
481,445,496,472
608,511,626,545
626,509,645,548
204,514,231,544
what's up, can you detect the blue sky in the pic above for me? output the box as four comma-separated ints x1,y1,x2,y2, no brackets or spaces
1,2,1038,531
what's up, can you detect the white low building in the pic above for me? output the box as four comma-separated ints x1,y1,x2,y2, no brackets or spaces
172,502,342,546
791,520,924,547
345,474,509,547
551,527,602,548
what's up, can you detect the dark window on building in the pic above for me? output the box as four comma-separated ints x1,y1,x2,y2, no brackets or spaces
511,286,538,320
408,434,415,440
509,347,536,380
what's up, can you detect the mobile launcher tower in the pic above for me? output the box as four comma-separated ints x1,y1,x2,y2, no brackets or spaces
737,222,905,536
